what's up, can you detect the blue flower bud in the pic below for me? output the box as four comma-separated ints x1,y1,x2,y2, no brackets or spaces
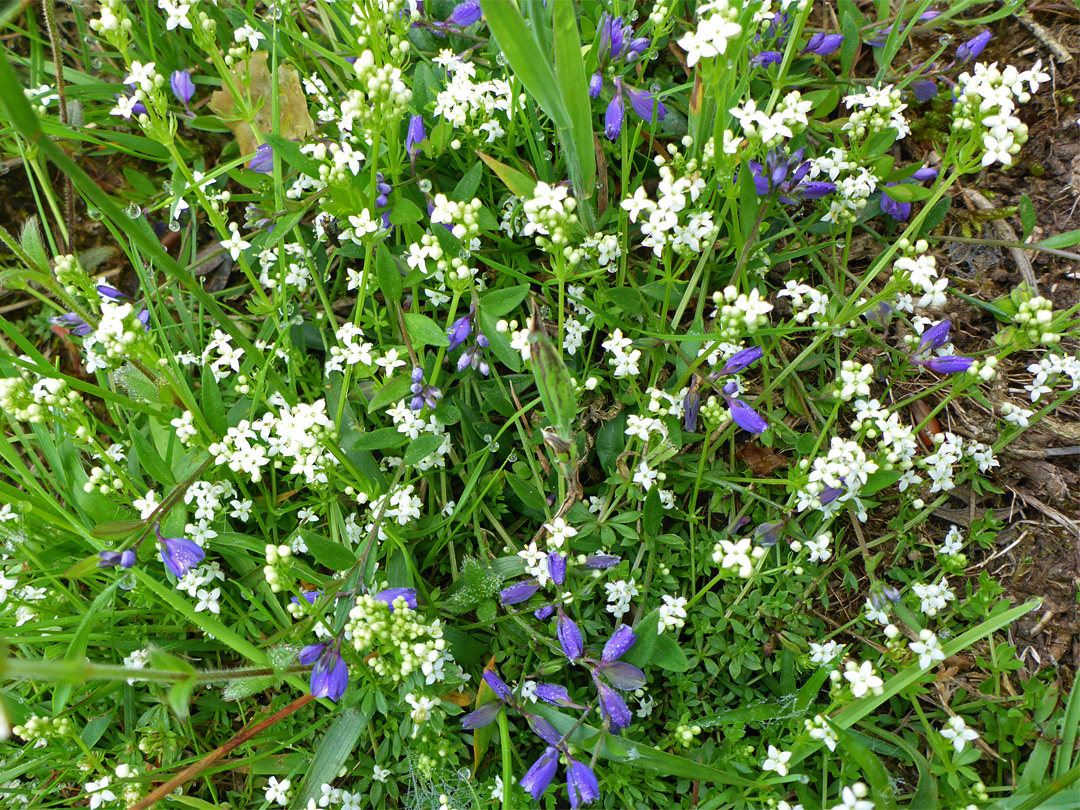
566,757,600,808
557,608,584,660
604,93,625,141
446,0,481,27
520,746,559,801
804,33,844,56
720,346,763,376
588,72,603,99
170,70,195,105
250,142,274,174
447,314,472,350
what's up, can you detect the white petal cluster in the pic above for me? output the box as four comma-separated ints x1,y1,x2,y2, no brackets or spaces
0,368,80,423
953,61,1049,167
677,0,743,67
345,593,453,685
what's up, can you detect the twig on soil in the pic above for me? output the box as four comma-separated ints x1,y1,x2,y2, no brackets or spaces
960,188,1038,294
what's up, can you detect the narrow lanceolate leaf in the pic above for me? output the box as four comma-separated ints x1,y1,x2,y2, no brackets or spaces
528,314,577,443
290,707,371,810
479,0,571,130
552,1,595,199
477,151,537,199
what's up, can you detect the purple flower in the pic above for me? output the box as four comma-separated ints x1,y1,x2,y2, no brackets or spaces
912,167,939,181
250,142,274,174
447,314,472,350
373,587,418,611
751,50,784,68
50,312,92,336
170,70,195,105
626,86,667,124
601,625,637,663
804,33,843,56
291,590,322,606
524,712,563,746
155,524,204,579
584,553,620,569
535,683,582,707
520,746,559,801
557,608,584,660
299,639,348,702
820,486,845,505
446,0,481,27
598,660,647,691
406,115,425,167
483,670,514,703
683,388,701,432
918,319,952,353
589,72,603,98
566,757,600,808
917,355,974,374
97,549,137,569
500,581,540,605
912,79,938,102
604,93,625,141
721,346,763,376
626,37,650,61
596,680,632,733
534,605,555,620
956,30,992,63
408,367,442,411
461,700,502,729
547,552,566,586
725,395,769,434
880,184,910,222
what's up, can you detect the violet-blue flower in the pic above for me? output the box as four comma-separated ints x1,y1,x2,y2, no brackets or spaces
520,746,559,801
534,605,555,620
97,549,137,569
461,700,502,729
556,608,584,660
250,142,273,174
601,625,636,663
500,581,540,605
595,680,632,733
547,552,566,586
566,757,600,808
299,638,348,702
534,683,582,707
406,114,425,168
751,50,784,68
918,319,952,353
917,355,974,374
626,86,667,124
804,33,843,56
588,72,603,99
956,30,992,63
170,70,195,105
583,553,620,570
721,346,763,376
723,393,769,434
445,0,481,27
373,587,418,611
880,184,910,222
524,712,563,746
447,313,472,350
912,79,938,101
604,93,625,141
155,524,204,579
483,670,514,703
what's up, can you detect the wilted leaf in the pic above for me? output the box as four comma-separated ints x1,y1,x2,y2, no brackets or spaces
736,442,788,476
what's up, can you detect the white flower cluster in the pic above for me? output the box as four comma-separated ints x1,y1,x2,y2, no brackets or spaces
711,286,773,340
344,592,453,684
89,0,132,41
406,231,479,304
183,479,247,542
208,400,337,484
658,594,688,634
893,246,948,310
83,763,143,810
778,280,830,327
1025,353,1080,403
807,146,879,225
323,323,375,375
795,437,880,520
0,369,80,423
605,578,639,620
940,715,980,754
835,360,874,401
809,640,844,665
730,91,813,148
646,386,688,420
843,84,910,140
953,61,1049,168
836,659,884,698
522,182,579,255
430,194,483,243
383,407,451,472
601,328,642,378
349,49,413,130
1012,295,1058,345
912,578,956,617
919,431,966,493
677,0,743,67
909,628,946,669
364,483,423,536
83,302,147,373
158,0,194,31
581,232,622,271
620,156,715,257
711,536,765,578
805,713,839,751
433,66,522,146
200,329,244,382
1000,401,1034,428
11,715,73,748
257,242,314,293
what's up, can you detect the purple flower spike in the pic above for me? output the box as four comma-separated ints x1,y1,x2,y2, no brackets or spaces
626,87,667,124
446,0,481,27
447,314,472,350
602,625,637,663
721,346,763,376
250,142,274,174
912,79,938,102
520,746,559,801
912,167,939,181
596,680,632,733
957,30,992,63
804,33,843,56
525,712,563,746
919,355,974,374
584,554,620,570
726,397,770,434
461,700,502,729
918,319,952,352
588,72,603,99
880,184,911,222
604,93,624,141
170,70,195,105
547,552,567,587
566,757,601,808
483,670,514,703
301,639,348,702
500,581,540,605
557,608,584,660
155,524,204,580
751,50,784,68
406,114,425,167
373,587,418,611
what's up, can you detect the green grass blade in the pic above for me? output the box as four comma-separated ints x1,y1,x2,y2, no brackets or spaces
289,706,372,810
552,0,596,201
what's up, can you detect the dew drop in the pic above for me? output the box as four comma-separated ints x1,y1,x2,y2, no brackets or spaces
458,249,471,260
91,58,102,69
496,53,507,66
125,203,142,218
418,178,432,193
168,220,181,232
543,150,552,161
650,84,661,94
87,207,103,221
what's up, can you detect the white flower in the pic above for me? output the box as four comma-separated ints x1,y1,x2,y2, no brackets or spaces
405,693,438,736
909,629,945,669
372,765,391,783
234,24,265,50
85,776,116,810
809,641,843,665
830,782,875,810
940,715,980,753
194,587,221,614
678,5,743,67
220,225,251,261
762,745,792,777
712,536,755,578
843,660,884,698
543,517,578,549
265,776,291,806
658,594,688,634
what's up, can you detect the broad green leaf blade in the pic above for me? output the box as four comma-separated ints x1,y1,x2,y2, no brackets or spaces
552,1,595,198
479,0,571,129
477,151,536,198
290,706,372,810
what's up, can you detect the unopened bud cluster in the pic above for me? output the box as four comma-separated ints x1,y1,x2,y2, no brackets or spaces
522,182,580,256
711,286,773,339
84,302,147,373
348,49,413,133
263,543,294,592
344,593,450,684
1013,295,1058,345
0,370,80,423
13,715,73,747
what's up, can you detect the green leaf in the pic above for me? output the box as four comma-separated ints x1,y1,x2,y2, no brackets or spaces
201,365,227,435
653,633,689,672
477,309,522,372
1037,229,1080,250
832,721,898,810
1018,194,1036,242
865,129,898,159
839,7,860,77
622,610,659,668
404,434,444,466
290,707,372,810
505,472,546,511
388,197,423,225
918,197,952,238
53,581,119,714
403,312,449,347
861,470,902,496
528,319,577,442
552,0,596,197
375,242,403,304
265,133,322,178
481,284,530,317
643,486,662,537
477,151,536,198
881,183,932,203
300,529,358,571
131,428,175,486
479,0,571,129
452,161,484,202
90,519,147,541
351,428,408,451
367,374,413,413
